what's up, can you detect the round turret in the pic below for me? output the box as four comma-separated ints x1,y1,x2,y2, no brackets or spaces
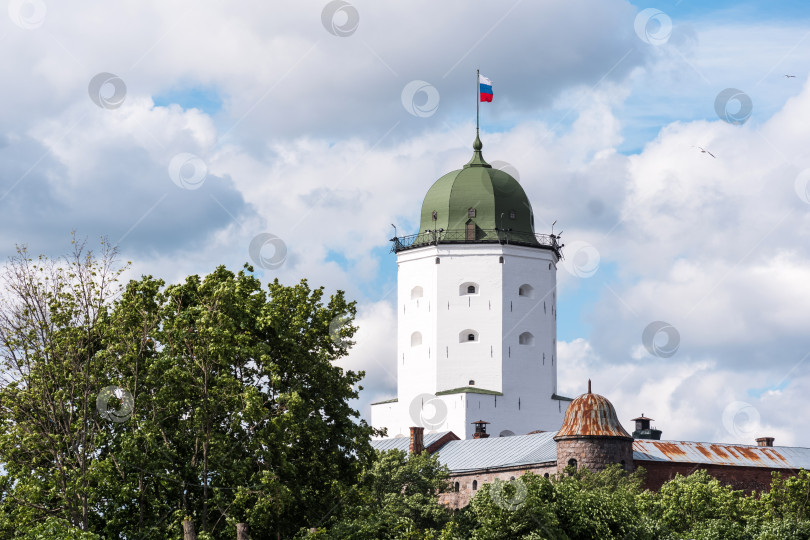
554,380,634,473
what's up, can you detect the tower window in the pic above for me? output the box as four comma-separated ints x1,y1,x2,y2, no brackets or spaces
410,286,423,300
468,207,476,217
518,284,534,298
499,256,504,264
410,332,422,347
568,458,577,470
509,210,516,219
435,257,440,264
469,379,475,385
468,334,475,341
460,329,478,343
519,332,534,345
472,480,478,490
454,482,460,492
460,282,479,296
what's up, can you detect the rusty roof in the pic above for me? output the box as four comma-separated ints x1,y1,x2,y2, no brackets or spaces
634,440,810,470
554,391,632,440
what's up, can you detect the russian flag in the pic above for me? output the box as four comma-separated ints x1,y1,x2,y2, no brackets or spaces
479,74,493,102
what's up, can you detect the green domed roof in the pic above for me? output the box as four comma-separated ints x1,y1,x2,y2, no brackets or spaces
392,136,561,255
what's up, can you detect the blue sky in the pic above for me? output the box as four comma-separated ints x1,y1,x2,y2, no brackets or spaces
2,0,810,446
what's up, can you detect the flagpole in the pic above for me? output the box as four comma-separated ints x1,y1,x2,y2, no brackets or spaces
476,68,479,138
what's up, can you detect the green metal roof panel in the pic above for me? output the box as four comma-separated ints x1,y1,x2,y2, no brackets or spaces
418,148,537,243
435,386,503,396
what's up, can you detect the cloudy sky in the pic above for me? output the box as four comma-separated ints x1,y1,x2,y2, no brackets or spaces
2,0,810,446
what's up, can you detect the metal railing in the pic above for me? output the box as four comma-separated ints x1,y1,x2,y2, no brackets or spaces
390,228,562,256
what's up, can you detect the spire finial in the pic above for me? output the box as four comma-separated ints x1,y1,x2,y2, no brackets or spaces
588,379,592,394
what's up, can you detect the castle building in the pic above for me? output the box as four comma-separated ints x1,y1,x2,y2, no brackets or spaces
369,134,809,507
370,135,571,439
372,382,810,508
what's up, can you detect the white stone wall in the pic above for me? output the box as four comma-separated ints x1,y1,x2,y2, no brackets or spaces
371,242,568,439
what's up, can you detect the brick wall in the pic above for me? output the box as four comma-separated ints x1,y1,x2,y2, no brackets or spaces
636,460,798,492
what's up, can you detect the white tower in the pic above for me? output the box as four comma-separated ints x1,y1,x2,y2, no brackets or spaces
371,136,570,439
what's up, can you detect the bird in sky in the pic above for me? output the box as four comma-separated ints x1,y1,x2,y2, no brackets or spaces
693,146,716,158
785,74,797,78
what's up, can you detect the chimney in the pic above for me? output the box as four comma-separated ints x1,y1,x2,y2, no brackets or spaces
756,436,774,447
631,414,662,440
409,426,425,454
471,419,490,439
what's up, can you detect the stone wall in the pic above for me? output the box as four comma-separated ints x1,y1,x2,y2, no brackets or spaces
555,436,634,474
440,462,557,509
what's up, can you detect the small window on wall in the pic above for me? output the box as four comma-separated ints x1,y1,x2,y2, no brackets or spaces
518,284,534,297
410,286,423,300
410,332,422,347
468,379,475,385
468,207,476,218
460,282,479,295
472,480,478,490
518,332,535,345
509,210,516,219
454,482,460,492
568,458,577,470
460,329,479,343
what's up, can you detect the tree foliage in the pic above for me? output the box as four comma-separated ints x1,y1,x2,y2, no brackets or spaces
0,240,377,539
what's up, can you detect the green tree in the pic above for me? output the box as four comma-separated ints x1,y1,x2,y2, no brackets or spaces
0,238,125,535
761,470,810,521
313,448,453,539
96,268,378,539
651,469,758,536
0,240,378,538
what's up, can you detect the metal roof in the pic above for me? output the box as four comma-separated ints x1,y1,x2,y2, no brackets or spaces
370,431,453,453
634,440,810,470
555,391,632,440
431,432,557,473
370,432,557,473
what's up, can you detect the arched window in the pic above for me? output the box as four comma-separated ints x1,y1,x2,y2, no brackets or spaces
410,286,423,300
472,480,478,491
460,330,478,343
568,458,577,470
468,207,476,218
518,284,534,298
460,282,479,296
518,332,534,345
544,473,550,478
454,482,460,492
468,379,475,386
499,430,515,437
410,332,422,347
